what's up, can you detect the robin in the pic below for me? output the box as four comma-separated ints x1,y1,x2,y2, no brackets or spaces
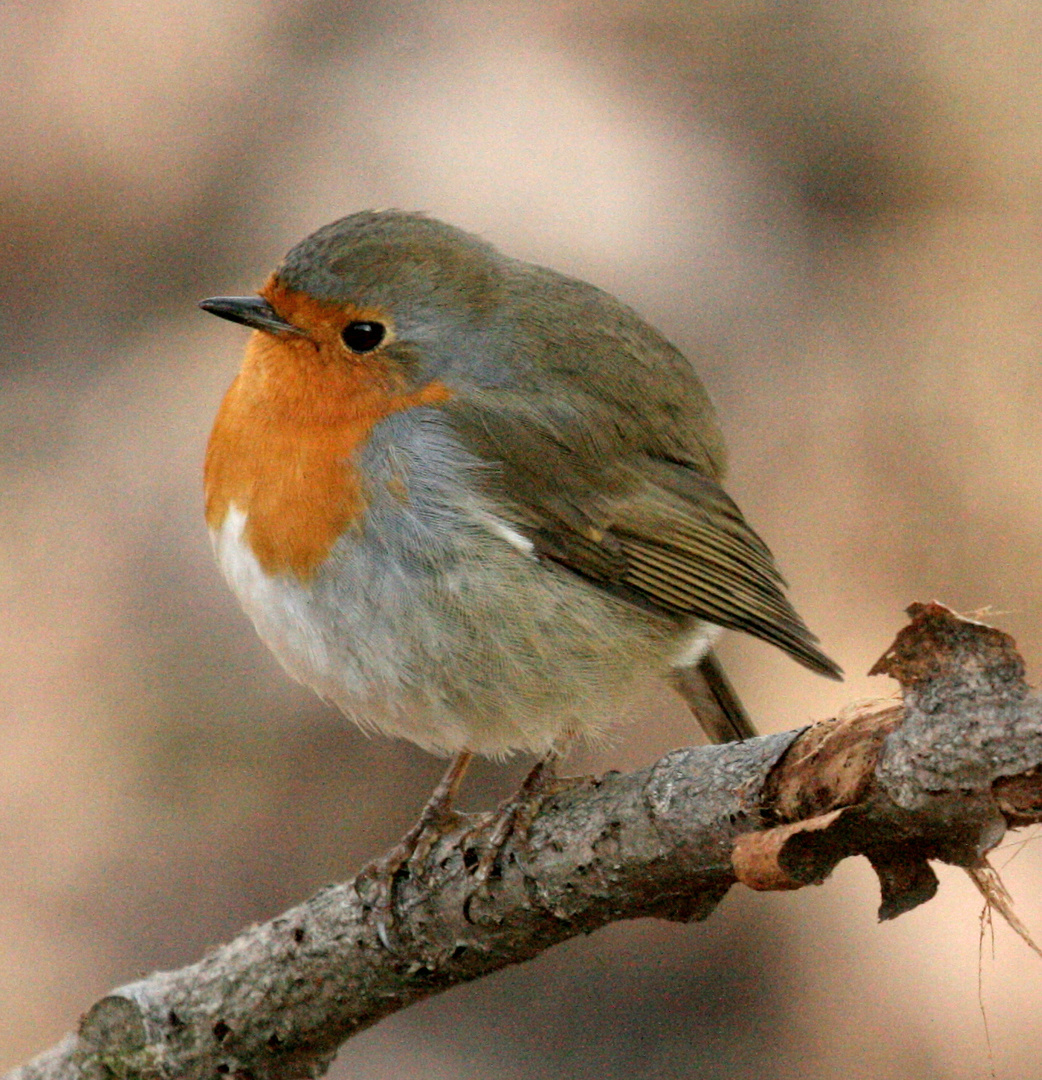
200,210,841,890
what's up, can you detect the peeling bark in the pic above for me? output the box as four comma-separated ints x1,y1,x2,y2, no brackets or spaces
8,603,1042,1080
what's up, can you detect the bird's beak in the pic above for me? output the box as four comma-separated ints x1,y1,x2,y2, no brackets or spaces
198,295,306,336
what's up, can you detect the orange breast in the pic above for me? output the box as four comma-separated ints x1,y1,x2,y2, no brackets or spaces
205,283,452,580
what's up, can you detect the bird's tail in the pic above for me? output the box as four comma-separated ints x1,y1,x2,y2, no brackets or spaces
670,650,758,743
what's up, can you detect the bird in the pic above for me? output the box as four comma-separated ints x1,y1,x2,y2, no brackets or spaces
200,210,841,891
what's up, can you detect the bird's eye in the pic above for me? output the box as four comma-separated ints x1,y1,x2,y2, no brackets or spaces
341,320,386,353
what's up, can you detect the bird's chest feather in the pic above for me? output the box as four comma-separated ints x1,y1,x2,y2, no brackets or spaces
204,328,451,581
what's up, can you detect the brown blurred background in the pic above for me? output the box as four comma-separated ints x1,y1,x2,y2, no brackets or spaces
3,1,1042,1076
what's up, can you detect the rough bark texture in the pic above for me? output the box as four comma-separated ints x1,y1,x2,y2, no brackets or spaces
9,603,1042,1080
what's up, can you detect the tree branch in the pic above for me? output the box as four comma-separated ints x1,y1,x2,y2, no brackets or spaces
9,603,1042,1080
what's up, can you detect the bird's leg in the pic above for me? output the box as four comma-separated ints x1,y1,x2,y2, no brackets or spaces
395,748,475,870
356,749,473,935
472,750,558,883
468,738,593,888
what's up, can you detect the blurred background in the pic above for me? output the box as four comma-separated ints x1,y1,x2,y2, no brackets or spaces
2,1,1041,1076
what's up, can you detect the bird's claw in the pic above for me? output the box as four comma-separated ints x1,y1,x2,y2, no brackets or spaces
356,810,463,949
463,759,594,896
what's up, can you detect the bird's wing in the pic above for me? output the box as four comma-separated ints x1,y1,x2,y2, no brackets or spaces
445,388,841,680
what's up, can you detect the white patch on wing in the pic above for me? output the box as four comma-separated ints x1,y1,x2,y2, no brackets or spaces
474,511,535,556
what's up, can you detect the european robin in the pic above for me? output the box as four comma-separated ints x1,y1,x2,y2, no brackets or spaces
200,210,841,882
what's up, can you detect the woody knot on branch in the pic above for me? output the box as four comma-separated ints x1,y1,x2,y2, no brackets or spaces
734,601,1042,919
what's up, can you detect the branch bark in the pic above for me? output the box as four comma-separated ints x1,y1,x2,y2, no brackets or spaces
9,603,1042,1080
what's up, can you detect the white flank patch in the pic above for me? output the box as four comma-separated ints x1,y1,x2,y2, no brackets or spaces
670,622,722,669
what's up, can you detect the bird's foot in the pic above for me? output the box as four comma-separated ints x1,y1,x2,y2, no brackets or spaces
355,750,473,948
464,751,594,894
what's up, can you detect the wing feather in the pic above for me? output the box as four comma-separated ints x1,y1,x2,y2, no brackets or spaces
445,385,841,680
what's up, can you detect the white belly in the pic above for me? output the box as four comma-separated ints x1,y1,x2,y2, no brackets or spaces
212,502,714,757
214,505,336,691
